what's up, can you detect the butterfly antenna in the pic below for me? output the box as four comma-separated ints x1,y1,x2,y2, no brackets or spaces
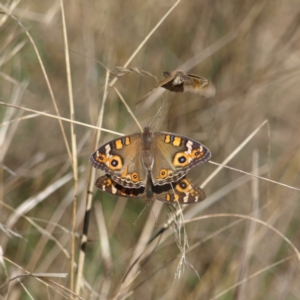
133,204,148,225
133,201,157,226
149,202,157,226
148,101,163,130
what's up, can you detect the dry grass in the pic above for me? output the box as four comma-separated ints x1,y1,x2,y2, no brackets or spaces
1,0,300,299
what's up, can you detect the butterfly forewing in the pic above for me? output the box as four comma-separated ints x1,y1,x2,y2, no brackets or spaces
90,133,148,188
90,127,211,188
151,131,211,186
157,74,184,92
158,70,215,97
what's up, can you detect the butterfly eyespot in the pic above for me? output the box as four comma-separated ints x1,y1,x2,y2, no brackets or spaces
192,148,203,158
111,160,118,166
176,179,190,192
173,152,189,167
159,169,168,179
130,172,140,182
108,156,123,170
179,156,186,163
95,153,107,163
179,181,187,189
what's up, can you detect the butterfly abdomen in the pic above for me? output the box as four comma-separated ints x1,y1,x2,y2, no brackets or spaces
142,127,154,170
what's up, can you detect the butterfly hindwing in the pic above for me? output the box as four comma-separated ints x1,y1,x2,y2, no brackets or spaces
96,175,206,204
154,176,206,204
95,175,145,198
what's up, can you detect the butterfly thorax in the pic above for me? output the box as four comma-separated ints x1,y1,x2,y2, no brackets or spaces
142,127,154,170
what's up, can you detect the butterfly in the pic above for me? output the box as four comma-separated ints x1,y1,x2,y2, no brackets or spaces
95,174,206,204
155,70,216,98
90,126,211,188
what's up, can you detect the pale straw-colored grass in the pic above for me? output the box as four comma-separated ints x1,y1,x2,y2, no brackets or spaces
1,1,300,299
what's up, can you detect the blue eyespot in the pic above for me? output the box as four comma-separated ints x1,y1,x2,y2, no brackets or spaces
111,160,118,166
178,156,186,163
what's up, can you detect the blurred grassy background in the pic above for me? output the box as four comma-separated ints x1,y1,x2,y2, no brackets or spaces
1,0,300,299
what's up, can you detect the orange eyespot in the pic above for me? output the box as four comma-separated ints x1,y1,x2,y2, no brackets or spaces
96,153,108,163
173,152,190,167
159,169,168,179
108,155,123,170
191,148,203,159
130,172,140,182
176,179,190,192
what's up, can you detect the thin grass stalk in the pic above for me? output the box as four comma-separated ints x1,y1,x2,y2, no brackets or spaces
59,0,78,292
75,70,110,295
234,149,260,300
186,214,300,261
108,0,181,89
153,165,300,273
113,87,143,132
117,201,163,297
208,161,300,192
0,82,27,160
267,121,271,210
2,202,71,260
0,41,26,68
0,101,123,136
5,172,73,230
210,255,295,300
26,179,86,272
139,0,268,112
0,5,72,162
246,147,300,250
0,113,41,128
11,3,60,23
94,201,113,297
108,199,128,237
202,120,268,188
155,120,271,241
182,0,268,73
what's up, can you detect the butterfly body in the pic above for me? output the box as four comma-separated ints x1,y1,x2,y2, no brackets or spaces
96,174,206,204
90,127,211,188
157,70,216,98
